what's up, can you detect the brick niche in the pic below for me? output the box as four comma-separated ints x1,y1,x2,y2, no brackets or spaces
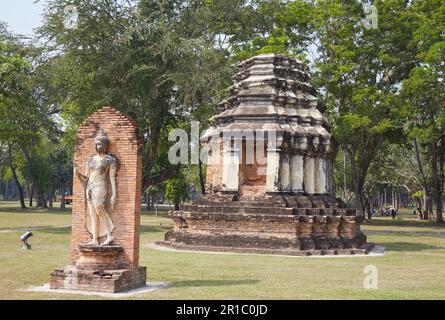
50,106,147,293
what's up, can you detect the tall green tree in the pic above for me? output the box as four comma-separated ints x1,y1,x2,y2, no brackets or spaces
1,23,63,208
38,0,231,191
401,0,445,223
216,0,417,217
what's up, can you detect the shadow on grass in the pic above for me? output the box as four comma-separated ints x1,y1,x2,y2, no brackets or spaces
0,206,72,216
364,215,445,229
380,241,443,252
365,230,445,237
140,225,171,234
141,211,170,218
171,279,260,288
12,225,167,235
39,226,72,235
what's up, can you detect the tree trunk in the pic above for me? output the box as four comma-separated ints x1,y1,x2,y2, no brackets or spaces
145,192,150,211
349,148,366,219
342,145,348,191
12,176,16,200
439,146,444,221
198,159,206,195
17,143,47,208
60,193,66,210
36,192,47,208
391,189,395,209
59,182,66,209
5,179,9,200
415,198,422,219
422,188,430,220
392,189,399,211
429,197,435,219
383,187,387,208
29,187,33,207
364,195,371,220
431,142,444,223
379,188,384,210
47,193,53,209
10,163,26,209
413,139,430,219
8,148,26,209
356,184,365,218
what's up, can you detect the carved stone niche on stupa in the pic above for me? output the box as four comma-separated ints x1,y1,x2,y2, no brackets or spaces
157,54,374,256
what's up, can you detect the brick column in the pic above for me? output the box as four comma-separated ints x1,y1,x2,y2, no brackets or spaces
221,144,240,192
71,106,143,268
290,134,307,193
266,132,283,192
279,148,291,191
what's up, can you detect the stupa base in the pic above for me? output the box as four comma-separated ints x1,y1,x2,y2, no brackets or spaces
156,240,374,256
161,193,374,256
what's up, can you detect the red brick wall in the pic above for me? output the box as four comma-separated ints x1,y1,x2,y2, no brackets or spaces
71,106,143,268
205,140,268,195
205,141,223,193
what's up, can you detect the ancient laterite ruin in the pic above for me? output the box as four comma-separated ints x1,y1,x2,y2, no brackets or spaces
158,53,373,256
50,107,146,293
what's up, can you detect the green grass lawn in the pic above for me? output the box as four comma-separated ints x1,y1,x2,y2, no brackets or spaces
0,200,444,300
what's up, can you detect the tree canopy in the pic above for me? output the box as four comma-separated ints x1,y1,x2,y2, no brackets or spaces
0,0,443,222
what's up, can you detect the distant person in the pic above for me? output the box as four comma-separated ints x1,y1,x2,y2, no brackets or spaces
391,208,396,220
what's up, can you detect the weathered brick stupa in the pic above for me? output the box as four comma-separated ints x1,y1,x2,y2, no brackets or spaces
158,54,373,256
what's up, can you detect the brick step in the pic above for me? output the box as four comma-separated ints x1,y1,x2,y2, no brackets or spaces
159,231,369,253
183,201,341,210
208,201,287,208
156,240,369,256
193,192,347,203
191,198,345,209
177,206,356,216
181,204,286,213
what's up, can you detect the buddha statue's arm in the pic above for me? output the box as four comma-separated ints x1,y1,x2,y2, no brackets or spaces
109,162,117,210
73,160,89,185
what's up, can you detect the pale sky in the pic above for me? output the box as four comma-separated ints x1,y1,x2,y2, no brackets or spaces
0,0,48,36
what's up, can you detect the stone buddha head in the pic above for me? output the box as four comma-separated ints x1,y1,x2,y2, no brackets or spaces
94,128,110,154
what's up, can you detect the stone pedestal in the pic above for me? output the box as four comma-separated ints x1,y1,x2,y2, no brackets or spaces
50,267,146,293
50,245,146,293
75,245,124,270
